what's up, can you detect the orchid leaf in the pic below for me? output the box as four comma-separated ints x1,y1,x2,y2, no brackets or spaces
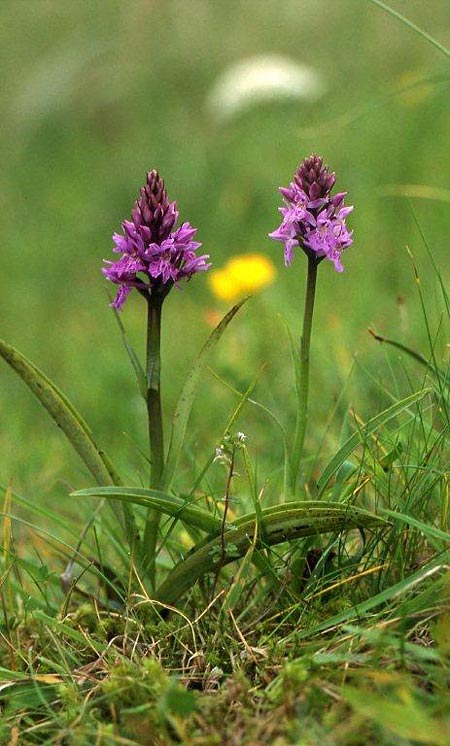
0,339,120,487
72,486,222,535
0,339,141,542
155,501,387,605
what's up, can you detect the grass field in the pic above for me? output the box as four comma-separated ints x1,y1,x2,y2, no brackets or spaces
0,1,449,743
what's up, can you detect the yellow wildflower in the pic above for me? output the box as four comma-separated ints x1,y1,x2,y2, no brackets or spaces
208,253,276,303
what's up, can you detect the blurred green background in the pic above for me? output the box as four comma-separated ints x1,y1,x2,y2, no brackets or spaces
1,0,449,500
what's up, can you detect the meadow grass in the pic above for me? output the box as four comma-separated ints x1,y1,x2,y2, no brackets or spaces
1,1,449,743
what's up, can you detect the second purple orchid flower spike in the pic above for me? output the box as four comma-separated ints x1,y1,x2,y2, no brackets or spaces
269,154,353,272
269,155,354,494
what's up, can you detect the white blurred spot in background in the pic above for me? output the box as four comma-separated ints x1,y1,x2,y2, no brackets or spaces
206,54,325,122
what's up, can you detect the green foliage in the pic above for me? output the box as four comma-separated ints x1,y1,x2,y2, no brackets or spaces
0,0,449,743
163,297,249,489
0,339,119,488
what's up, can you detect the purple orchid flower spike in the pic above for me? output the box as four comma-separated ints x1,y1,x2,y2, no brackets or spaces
269,154,354,271
103,170,210,309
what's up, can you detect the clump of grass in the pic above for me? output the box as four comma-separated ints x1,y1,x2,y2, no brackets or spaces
1,234,448,744
1,3,450,738
2,211,449,742
1,319,448,743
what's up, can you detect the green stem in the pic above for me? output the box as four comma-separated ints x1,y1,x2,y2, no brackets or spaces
291,255,318,494
142,293,165,587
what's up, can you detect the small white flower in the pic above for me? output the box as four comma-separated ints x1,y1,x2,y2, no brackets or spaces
213,446,226,462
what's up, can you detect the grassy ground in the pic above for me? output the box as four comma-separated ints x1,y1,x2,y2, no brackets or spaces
1,1,449,743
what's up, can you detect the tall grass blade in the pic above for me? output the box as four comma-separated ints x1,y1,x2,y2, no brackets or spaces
405,246,450,423
408,203,450,318
367,0,450,58
288,556,447,641
380,508,450,546
369,328,449,411
2,483,13,565
112,306,147,399
368,328,448,385
208,367,292,498
163,297,249,489
317,389,430,494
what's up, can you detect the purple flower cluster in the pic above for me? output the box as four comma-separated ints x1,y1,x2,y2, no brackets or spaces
269,154,353,272
103,170,210,309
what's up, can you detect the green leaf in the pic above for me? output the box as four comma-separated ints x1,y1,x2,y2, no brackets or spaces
32,610,107,653
288,556,447,642
160,681,197,716
112,306,147,400
0,340,140,543
0,339,120,487
380,508,450,545
155,501,386,605
316,389,430,494
163,297,249,489
369,328,449,390
72,486,222,534
343,683,450,745
207,367,292,499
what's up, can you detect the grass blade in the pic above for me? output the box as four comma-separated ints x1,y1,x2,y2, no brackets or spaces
380,508,450,545
408,202,450,318
112,306,147,399
367,0,450,58
207,367,292,497
316,389,430,494
288,556,447,641
369,329,449,398
163,297,249,489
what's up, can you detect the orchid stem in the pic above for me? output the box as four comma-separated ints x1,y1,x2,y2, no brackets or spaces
142,293,165,587
291,255,318,495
